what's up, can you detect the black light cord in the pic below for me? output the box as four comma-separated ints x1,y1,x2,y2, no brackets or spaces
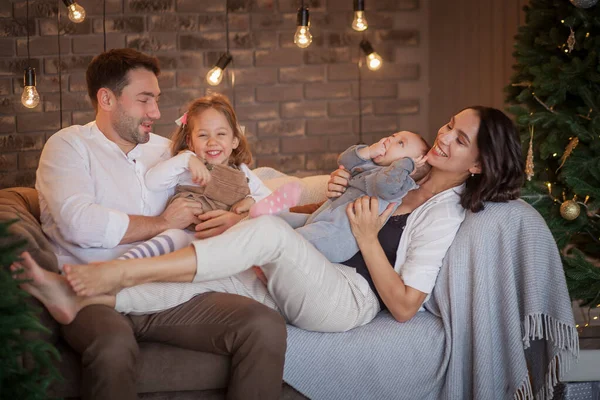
225,0,230,53
357,60,362,144
26,0,30,63
103,0,106,51
57,0,63,128
225,0,235,106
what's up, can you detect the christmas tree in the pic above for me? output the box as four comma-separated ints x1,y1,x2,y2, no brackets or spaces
0,220,61,399
506,0,600,307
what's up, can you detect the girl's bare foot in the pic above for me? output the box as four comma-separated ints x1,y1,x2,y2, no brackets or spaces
64,261,125,297
11,252,80,325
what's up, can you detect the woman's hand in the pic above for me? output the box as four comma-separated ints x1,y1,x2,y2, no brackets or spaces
326,166,351,199
188,156,211,186
346,196,396,243
194,209,244,239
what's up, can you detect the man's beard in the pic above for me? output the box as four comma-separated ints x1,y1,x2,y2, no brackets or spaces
112,106,150,145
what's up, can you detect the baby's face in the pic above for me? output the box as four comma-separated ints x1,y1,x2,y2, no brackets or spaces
373,131,425,166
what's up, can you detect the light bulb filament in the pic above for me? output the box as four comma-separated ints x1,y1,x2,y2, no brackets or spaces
352,11,368,31
21,86,40,109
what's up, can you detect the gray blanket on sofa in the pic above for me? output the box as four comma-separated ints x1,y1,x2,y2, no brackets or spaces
284,200,579,400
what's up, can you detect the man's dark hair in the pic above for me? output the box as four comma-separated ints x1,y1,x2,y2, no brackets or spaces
460,106,524,212
86,48,160,111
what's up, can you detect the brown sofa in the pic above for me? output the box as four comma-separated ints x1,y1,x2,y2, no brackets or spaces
1,187,305,399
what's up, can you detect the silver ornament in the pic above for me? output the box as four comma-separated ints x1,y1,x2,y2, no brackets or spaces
570,0,598,8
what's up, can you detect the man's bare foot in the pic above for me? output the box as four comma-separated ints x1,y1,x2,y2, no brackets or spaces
11,252,80,325
64,261,125,297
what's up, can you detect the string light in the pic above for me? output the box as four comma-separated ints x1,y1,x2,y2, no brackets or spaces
21,0,39,109
294,2,312,48
352,0,368,31
22,67,40,108
360,39,382,71
62,0,86,23
206,1,233,87
206,53,232,86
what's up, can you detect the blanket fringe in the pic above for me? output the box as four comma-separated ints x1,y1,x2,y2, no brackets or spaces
513,313,579,400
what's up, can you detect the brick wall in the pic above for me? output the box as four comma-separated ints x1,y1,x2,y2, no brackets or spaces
0,0,429,188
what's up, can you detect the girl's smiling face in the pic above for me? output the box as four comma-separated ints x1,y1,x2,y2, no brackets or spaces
188,107,239,165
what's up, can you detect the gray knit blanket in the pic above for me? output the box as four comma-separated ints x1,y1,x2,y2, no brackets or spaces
284,199,579,400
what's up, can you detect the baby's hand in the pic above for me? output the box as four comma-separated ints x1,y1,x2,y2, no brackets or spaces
231,197,255,214
410,155,429,176
188,156,211,186
368,138,387,159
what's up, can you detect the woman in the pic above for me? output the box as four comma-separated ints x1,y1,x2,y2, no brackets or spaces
14,106,523,332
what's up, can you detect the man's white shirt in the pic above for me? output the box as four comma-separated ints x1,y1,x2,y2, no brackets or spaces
36,121,172,267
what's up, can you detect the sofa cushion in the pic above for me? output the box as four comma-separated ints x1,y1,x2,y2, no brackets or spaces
0,187,61,346
0,187,58,273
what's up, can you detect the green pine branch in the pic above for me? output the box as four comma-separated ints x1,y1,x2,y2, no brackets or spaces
0,220,61,399
506,0,600,305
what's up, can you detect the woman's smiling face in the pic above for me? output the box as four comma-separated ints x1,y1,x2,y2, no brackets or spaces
428,108,482,177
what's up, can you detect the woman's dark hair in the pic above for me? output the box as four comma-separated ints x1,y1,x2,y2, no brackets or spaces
460,106,524,213
86,48,160,111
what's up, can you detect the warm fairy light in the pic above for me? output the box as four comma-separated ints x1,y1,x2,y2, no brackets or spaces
584,195,590,204
352,11,368,31
63,0,86,23
594,316,598,320
546,182,552,194
553,153,558,157
576,324,580,328
561,19,565,23
586,32,590,37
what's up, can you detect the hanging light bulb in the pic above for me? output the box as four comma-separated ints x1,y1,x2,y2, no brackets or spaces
294,7,312,48
360,39,383,71
352,0,368,31
206,53,233,86
62,0,86,23
21,67,40,109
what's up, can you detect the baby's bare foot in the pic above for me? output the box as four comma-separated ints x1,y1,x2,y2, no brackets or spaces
64,261,124,297
11,252,80,325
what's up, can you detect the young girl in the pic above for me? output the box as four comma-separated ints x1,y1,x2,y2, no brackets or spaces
116,93,297,262
147,93,269,219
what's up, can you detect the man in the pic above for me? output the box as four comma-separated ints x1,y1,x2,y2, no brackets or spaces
35,48,286,400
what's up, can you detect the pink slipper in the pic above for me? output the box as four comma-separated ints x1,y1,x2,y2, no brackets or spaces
249,182,302,218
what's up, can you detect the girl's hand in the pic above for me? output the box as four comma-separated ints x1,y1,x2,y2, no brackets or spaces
231,197,255,214
346,196,396,243
327,166,351,199
188,156,211,186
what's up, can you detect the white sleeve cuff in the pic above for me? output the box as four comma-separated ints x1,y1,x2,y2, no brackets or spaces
104,210,130,248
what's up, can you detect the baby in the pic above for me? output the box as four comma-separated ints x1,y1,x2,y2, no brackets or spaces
252,131,430,263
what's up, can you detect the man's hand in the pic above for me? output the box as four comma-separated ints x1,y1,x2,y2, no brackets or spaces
326,165,351,199
231,197,255,214
194,209,244,239
161,198,203,230
188,156,211,186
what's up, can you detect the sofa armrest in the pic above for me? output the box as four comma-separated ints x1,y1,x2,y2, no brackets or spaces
252,167,329,206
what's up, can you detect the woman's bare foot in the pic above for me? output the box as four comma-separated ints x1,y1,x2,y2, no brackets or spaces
11,252,80,325
64,261,125,297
